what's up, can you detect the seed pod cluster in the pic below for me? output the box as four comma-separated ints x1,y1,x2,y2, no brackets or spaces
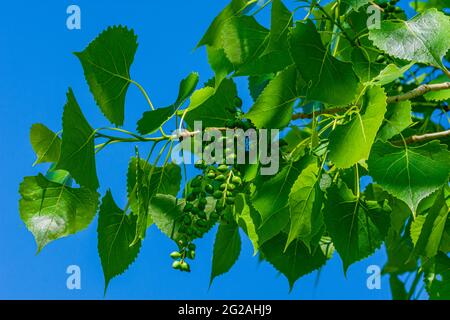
170,243,196,272
379,0,403,20
171,97,249,271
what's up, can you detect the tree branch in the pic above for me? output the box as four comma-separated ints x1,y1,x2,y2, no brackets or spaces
393,130,450,145
386,82,450,103
291,82,450,120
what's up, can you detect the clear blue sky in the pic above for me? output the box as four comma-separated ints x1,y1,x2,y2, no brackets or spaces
0,0,432,299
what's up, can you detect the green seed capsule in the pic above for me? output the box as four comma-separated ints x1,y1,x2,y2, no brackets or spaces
226,191,233,197
226,197,235,205
180,261,190,272
215,174,226,182
170,251,182,259
218,164,228,173
219,183,227,191
188,250,196,260
231,176,242,185
207,172,216,179
205,184,214,194
188,243,196,251
213,190,223,199
199,198,208,205
227,183,236,191
172,260,182,270
183,203,194,212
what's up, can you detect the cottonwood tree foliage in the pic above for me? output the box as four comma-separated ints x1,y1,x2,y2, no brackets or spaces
19,0,450,299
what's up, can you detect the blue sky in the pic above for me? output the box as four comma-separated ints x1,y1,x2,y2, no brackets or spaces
0,0,434,299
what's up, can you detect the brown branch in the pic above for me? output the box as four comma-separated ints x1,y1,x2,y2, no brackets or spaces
387,82,450,103
393,130,450,145
291,82,450,120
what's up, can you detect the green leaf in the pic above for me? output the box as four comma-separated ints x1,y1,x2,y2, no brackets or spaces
263,0,292,53
97,190,141,292
185,86,216,111
389,275,408,300
235,193,260,255
252,159,307,244
137,72,199,135
246,65,297,129
341,0,370,11
260,233,327,291
150,194,215,241
19,174,99,252
328,86,387,169
378,101,413,141
45,167,73,186
351,48,385,83
207,46,234,85
410,189,449,258
184,78,237,129
289,20,359,105
424,75,450,102
235,0,293,76
368,141,450,213
56,88,99,190
137,106,177,135
127,158,181,200
324,183,390,272
222,16,269,68
148,194,184,240
127,157,181,242
410,0,449,13
423,253,450,300
210,223,241,285
75,26,138,126
248,74,274,101
368,9,450,69
29,123,61,166
286,161,324,251
370,63,414,86
383,196,417,274
129,153,150,246
196,0,248,48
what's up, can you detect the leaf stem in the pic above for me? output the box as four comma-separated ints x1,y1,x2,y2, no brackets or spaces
354,165,360,198
316,3,355,46
130,79,168,136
